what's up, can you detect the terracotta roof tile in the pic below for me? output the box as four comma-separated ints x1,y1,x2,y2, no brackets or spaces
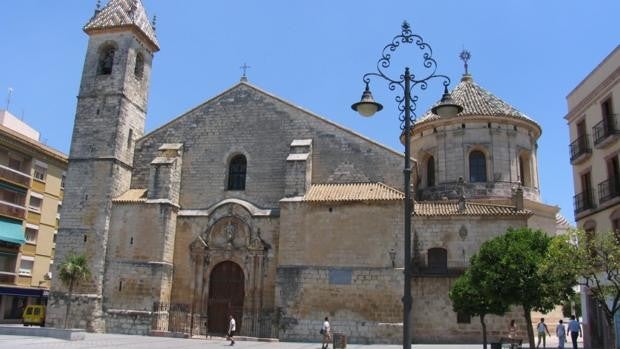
414,200,531,217
113,189,147,203
417,74,540,129
84,0,159,50
303,182,404,203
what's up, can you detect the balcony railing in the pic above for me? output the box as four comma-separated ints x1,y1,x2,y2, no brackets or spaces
598,177,620,204
0,164,30,188
574,189,596,214
593,115,620,146
0,200,26,220
570,135,592,162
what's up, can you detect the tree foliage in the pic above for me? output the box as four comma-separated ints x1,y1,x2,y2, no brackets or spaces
544,229,620,349
469,227,575,349
58,254,91,329
450,270,509,349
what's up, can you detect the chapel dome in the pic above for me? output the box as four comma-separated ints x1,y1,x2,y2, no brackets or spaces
410,73,543,203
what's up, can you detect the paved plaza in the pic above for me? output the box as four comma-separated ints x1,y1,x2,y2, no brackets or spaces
0,332,582,349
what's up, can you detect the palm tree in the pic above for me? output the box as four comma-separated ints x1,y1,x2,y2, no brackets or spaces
57,254,91,329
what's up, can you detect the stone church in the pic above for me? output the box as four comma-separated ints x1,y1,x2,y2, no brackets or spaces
47,0,568,344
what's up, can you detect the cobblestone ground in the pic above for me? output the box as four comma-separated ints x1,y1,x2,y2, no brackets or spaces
0,333,584,349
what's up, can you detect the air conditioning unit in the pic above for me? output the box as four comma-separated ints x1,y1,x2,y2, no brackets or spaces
43,272,52,280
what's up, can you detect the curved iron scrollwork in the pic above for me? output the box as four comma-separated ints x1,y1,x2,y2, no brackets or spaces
361,21,451,129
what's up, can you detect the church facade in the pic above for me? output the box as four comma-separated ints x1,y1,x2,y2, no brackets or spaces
47,0,567,344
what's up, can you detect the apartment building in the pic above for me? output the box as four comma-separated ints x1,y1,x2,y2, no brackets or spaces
0,109,67,322
566,45,620,349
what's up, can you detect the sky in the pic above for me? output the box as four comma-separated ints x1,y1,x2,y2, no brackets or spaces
1,1,619,225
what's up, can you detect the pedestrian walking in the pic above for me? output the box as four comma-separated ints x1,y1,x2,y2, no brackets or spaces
321,316,331,349
508,319,518,339
537,318,551,348
556,319,566,349
568,315,581,349
227,314,236,346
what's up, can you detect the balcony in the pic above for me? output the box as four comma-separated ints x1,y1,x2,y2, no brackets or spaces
574,189,596,214
0,200,26,220
570,135,592,164
598,177,620,204
0,164,30,188
593,115,620,148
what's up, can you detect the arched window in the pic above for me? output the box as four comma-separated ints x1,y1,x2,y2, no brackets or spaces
227,155,247,190
427,247,447,273
134,52,144,80
97,44,116,75
427,156,435,187
469,150,487,182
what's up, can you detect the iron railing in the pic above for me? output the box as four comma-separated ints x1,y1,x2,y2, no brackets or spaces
598,177,620,204
593,114,619,145
569,134,592,161
574,189,596,214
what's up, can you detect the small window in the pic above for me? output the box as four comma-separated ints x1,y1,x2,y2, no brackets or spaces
426,156,435,187
28,196,42,212
227,155,247,190
98,45,115,75
134,53,144,80
33,165,47,181
457,311,471,324
127,129,133,150
60,173,66,189
19,260,33,276
25,228,37,244
469,150,487,182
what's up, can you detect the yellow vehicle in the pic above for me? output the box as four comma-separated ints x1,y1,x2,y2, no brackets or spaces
22,305,46,327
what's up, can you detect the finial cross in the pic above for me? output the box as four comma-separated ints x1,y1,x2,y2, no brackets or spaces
459,49,471,75
240,63,251,77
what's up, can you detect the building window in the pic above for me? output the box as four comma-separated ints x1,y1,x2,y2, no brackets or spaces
227,155,247,191
134,53,144,80
28,195,42,212
427,247,448,273
33,165,46,181
469,150,487,182
457,311,471,324
18,259,33,276
8,158,21,171
519,153,532,187
25,228,37,244
60,173,66,189
127,129,134,151
0,253,16,273
427,156,435,187
97,44,116,75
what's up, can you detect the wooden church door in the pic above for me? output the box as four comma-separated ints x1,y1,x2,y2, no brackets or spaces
207,261,245,334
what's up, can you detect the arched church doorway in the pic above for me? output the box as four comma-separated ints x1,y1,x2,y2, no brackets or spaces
207,261,244,334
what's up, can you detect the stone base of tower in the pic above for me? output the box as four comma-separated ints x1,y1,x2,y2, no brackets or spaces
105,309,153,335
45,292,104,332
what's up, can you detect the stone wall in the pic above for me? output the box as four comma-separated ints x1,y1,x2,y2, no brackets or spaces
276,266,403,344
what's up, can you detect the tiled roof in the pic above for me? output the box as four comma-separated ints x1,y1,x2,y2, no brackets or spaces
113,189,147,203
303,183,404,203
555,213,572,229
414,200,531,217
417,74,539,127
84,0,159,51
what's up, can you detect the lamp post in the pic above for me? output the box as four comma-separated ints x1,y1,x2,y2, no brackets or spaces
351,21,462,349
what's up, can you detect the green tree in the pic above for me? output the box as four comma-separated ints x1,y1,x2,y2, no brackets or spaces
449,270,509,349
544,230,620,349
58,254,91,329
469,227,575,349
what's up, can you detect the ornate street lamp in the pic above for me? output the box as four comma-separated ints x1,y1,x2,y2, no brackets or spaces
351,21,462,349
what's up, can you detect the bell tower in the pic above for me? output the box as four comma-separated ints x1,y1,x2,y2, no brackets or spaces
48,0,159,331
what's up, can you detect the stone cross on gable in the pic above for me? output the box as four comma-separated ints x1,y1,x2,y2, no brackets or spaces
240,63,251,82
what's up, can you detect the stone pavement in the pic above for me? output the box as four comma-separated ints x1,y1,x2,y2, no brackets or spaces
0,333,583,349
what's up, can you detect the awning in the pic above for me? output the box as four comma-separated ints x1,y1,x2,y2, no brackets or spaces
0,218,25,245
0,286,45,297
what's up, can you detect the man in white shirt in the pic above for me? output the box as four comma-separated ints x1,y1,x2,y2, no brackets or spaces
567,315,581,349
227,315,236,346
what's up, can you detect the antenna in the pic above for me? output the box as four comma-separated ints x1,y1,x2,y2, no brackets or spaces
5,87,13,112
